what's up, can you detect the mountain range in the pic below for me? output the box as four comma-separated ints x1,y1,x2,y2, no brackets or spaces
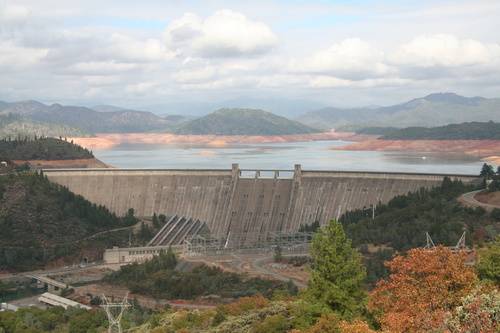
135,96,327,118
296,93,500,130
0,100,174,133
0,93,499,136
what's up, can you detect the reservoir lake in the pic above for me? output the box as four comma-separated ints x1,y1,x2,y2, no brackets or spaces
92,140,484,175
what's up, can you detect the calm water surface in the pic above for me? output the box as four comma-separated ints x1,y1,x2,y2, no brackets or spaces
92,140,484,175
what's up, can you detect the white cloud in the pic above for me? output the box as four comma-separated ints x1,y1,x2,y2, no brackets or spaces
0,40,47,70
163,9,279,58
388,34,500,68
287,38,390,80
64,61,142,75
1,1,500,107
0,3,31,26
107,34,173,62
171,66,217,83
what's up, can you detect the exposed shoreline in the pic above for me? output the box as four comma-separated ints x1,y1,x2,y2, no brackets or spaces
68,132,379,149
328,139,500,164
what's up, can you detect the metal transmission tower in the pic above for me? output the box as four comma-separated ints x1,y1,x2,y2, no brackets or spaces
101,294,131,333
452,231,471,253
423,232,436,251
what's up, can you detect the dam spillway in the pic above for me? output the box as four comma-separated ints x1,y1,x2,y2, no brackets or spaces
43,164,478,247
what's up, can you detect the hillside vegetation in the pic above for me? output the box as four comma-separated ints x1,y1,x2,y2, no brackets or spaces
0,137,93,160
0,171,136,271
379,121,500,140
0,113,91,139
173,108,323,135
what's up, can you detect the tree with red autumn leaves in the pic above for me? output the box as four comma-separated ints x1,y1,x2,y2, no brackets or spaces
369,245,478,333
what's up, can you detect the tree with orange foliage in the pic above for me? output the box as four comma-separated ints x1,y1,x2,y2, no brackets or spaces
224,294,270,316
289,314,375,333
369,245,478,333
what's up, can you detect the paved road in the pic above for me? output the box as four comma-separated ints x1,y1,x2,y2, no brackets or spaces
460,190,500,210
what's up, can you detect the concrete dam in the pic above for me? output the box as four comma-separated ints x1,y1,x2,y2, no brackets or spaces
44,164,477,247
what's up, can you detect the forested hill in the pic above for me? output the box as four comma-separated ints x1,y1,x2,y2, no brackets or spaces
0,172,136,271
0,113,92,139
0,137,93,160
173,108,323,135
379,121,500,140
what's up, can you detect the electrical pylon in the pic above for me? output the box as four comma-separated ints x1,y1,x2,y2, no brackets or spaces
452,231,471,253
423,232,436,251
101,294,131,333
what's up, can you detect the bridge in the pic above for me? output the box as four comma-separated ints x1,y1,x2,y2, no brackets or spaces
44,164,478,247
25,274,73,295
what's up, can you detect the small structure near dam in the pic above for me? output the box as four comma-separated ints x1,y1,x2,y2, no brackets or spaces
44,164,478,248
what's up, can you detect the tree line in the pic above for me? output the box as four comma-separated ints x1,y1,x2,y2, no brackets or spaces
379,121,500,140
0,137,93,160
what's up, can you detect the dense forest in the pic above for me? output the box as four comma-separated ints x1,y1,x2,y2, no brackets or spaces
0,171,136,271
339,176,499,251
379,121,500,140
0,137,93,161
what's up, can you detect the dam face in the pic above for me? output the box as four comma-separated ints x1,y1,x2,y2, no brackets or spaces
44,164,477,246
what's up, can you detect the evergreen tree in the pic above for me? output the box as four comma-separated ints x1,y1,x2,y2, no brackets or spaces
307,219,367,319
480,163,495,179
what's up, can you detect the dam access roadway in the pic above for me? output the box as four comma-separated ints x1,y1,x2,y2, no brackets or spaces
44,165,478,248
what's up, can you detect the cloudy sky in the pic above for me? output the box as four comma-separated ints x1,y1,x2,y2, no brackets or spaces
1,0,499,109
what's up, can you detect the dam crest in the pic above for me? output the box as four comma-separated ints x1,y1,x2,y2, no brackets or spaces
43,164,478,247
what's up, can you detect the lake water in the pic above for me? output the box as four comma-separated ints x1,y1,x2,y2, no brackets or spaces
92,140,484,175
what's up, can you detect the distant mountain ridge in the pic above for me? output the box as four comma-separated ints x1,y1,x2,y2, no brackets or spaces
91,104,127,112
0,100,173,133
295,93,500,129
138,96,327,118
1,92,499,136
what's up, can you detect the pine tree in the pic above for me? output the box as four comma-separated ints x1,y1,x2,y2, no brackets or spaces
307,219,367,319
480,163,495,179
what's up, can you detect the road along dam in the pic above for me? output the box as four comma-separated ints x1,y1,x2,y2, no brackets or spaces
44,164,478,247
